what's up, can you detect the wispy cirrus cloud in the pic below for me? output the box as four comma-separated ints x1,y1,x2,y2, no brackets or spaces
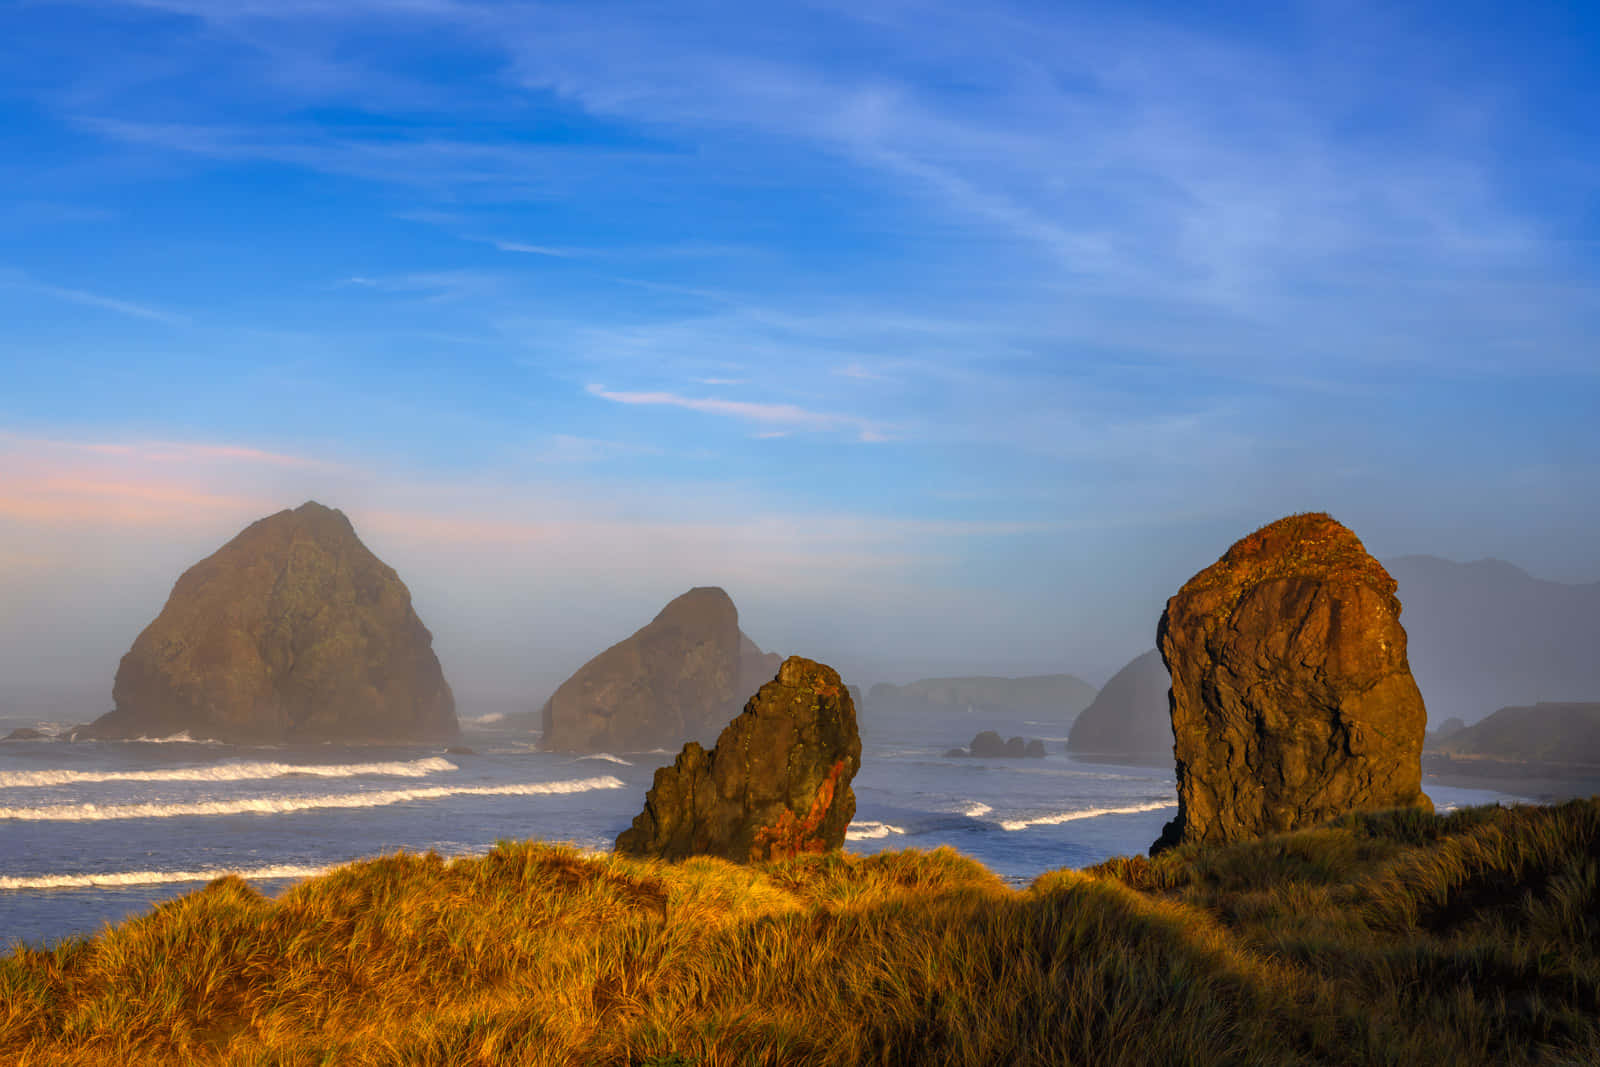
585,384,888,442
0,271,185,325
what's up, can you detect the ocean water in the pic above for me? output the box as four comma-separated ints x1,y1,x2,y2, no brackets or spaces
0,704,1522,950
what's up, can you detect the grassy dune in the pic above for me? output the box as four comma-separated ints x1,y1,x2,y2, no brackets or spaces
4,800,1598,1065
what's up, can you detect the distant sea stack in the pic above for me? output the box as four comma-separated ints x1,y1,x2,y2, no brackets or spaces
615,656,861,862
1153,513,1430,854
1066,650,1172,758
88,502,457,744
540,587,774,753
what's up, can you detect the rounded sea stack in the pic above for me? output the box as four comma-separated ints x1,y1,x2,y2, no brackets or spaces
1152,512,1430,853
89,502,457,744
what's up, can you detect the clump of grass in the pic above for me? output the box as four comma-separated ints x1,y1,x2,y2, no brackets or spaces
5,803,1600,1064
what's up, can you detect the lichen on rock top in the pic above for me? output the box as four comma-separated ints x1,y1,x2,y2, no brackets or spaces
615,656,862,862
1153,512,1430,853
87,501,457,744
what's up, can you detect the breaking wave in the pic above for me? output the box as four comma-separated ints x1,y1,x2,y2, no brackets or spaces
0,775,627,822
846,821,907,840
0,757,458,790
576,753,632,766
0,864,334,891
999,800,1175,832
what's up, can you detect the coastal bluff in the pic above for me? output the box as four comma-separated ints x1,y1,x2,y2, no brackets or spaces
539,587,775,753
1154,513,1430,853
85,502,457,744
616,656,862,862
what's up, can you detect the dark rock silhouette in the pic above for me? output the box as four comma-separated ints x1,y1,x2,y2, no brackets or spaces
866,675,1096,720
1426,716,1468,746
614,656,861,862
86,502,457,744
1067,650,1172,757
540,588,765,753
1153,513,1430,854
1434,703,1600,765
951,730,1045,759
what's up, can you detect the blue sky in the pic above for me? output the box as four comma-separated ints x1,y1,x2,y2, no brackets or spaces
1,0,1596,706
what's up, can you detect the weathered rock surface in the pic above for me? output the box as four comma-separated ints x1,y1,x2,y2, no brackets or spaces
1153,513,1430,853
614,656,862,862
540,588,774,753
87,502,457,744
1067,650,1172,757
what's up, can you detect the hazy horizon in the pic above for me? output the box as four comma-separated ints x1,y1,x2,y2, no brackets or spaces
2,2,1595,720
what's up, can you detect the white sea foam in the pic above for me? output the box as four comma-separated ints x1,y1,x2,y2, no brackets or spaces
577,753,632,766
0,757,457,790
999,800,1175,832
124,732,223,745
0,864,334,890
0,775,626,822
846,821,907,841
963,802,993,818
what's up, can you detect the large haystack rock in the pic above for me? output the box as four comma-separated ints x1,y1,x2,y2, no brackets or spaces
89,502,456,744
1153,513,1430,853
615,656,861,862
539,588,771,753
1067,650,1172,757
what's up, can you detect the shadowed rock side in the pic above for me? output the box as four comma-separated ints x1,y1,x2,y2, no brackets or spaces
539,588,766,753
1153,513,1430,854
737,631,782,710
87,502,457,744
615,656,862,862
1067,650,1172,758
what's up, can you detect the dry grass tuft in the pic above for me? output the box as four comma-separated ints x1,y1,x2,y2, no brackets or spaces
6,803,1600,1064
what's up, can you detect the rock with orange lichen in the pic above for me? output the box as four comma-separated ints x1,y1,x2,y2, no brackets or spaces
615,656,862,862
1152,513,1431,854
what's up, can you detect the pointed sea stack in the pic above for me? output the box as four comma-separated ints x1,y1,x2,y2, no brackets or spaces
540,587,774,753
615,656,862,862
88,502,457,744
1153,513,1430,853
1066,650,1172,758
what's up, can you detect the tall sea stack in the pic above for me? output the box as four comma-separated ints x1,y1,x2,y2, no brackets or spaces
1153,513,1430,853
88,502,457,744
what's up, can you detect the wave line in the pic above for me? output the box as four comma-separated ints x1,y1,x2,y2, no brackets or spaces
0,757,457,790
999,800,1175,832
0,775,626,822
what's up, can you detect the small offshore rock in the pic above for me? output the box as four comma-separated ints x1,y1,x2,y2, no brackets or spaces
615,656,862,862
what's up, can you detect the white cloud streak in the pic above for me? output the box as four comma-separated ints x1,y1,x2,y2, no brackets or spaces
585,384,887,442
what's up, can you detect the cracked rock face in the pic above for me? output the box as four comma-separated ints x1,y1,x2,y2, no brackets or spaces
1153,513,1430,854
615,656,862,862
89,502,457,744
